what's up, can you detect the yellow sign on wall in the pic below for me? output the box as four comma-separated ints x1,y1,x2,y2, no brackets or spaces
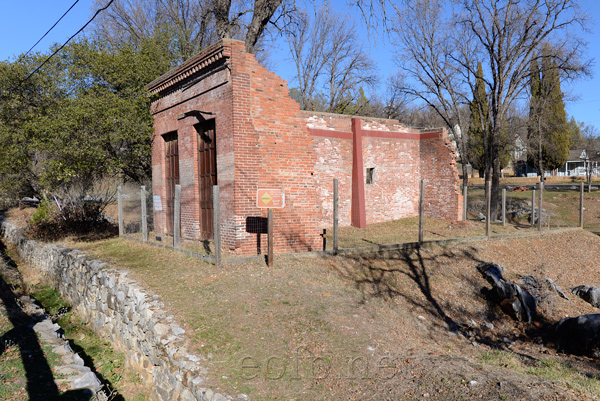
257,189,285,208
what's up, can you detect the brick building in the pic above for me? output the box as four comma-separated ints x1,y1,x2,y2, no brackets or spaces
146,39,463,255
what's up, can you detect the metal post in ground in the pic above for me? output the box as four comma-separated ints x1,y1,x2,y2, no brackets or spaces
580,182,584,228
502,188,506,227
531,189,536,227
267,208,273,267
117,186,124,237
538,182,543,233
486,180,491,240
333,179,339,254
141,185,147,242
174,184,181,249
419,180,425,245
463,185,468,221
213,185,221,267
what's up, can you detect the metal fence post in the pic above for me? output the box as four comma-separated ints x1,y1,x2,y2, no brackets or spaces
333,179,339,254
502,188,506,227
538,182,543,233
486,180,491,240
531,189,536,227
141,185,148,243
267,208,273,267
174,184,181,249
463,185,468,221
419,180,424,245
580,182,584,228
213,185,221,266
117,186,124,237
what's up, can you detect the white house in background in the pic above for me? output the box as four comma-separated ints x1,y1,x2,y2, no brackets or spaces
513,134,527,161
515,144,598,177
559,148,599,177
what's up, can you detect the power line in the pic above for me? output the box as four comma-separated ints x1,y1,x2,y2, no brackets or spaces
20,0,114,85
22,0,81,59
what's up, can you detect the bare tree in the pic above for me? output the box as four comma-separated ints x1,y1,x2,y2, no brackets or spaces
212,0,298,54
286,6,378,114
391,0,589,213
454,0,589,215
391,0,472,187
92,0,217,62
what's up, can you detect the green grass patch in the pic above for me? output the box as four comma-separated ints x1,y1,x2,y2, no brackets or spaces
477,349,521,370
527,358,600,396
0,245,150,401
30,285,70,319
29,284,144,394
478,350,600,398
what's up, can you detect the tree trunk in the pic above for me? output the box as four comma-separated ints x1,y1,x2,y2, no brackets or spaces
214,0,232,40
244,0,283,54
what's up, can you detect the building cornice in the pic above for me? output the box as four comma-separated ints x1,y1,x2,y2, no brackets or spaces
145,40,237,97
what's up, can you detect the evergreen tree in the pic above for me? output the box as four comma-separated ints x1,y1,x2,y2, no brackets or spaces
467,62,488,177
528,49,571,176
527,52,543,174
543,59,571,170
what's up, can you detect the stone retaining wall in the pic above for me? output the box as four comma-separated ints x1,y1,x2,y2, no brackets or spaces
1,221,233,401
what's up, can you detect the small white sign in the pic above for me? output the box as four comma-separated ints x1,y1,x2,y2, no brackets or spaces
153,195,163,211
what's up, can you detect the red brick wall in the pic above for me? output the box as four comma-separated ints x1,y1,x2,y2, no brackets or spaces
149,40,462,256
420,130,464,221
363,136,421,223
228,41,322,254
313,136,353,228
150,42,234,243
304,112,463,228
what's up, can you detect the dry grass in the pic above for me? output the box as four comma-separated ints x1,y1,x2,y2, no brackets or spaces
61,228,600,400
7,185,600,399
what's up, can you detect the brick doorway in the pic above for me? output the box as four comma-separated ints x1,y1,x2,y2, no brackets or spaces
163,131,179,235
196,119,217,240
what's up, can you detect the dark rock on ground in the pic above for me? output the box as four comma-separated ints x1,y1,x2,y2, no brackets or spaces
555,314,600,357
477,262,537,323
570,285,600,308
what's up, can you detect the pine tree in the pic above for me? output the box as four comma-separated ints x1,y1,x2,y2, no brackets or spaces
543,59,570,170
528,49,571,176
527,52,543,174
467,62,489,177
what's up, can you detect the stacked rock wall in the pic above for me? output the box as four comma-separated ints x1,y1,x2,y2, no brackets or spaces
1,221,231,401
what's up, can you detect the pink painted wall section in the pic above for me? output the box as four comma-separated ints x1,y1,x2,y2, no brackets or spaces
313,136,353,229
363,136,421,224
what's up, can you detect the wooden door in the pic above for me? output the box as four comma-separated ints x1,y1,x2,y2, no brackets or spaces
196,120,217,240
164,132,179,235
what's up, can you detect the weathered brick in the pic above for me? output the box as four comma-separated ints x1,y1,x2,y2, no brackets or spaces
146,39,462,256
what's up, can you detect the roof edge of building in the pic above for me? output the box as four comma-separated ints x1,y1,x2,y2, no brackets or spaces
145,39,244,96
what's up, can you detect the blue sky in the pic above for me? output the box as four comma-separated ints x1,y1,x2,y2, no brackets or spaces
0,0,598,128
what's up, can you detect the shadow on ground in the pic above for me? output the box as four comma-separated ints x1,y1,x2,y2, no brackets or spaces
0,239,119,401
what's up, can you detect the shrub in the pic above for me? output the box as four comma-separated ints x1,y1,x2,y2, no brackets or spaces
27,192,117,241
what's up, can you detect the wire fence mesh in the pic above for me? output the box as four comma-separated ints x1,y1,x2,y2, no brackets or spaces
323,182,590,251
117,183,154,243
115,180,596,260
